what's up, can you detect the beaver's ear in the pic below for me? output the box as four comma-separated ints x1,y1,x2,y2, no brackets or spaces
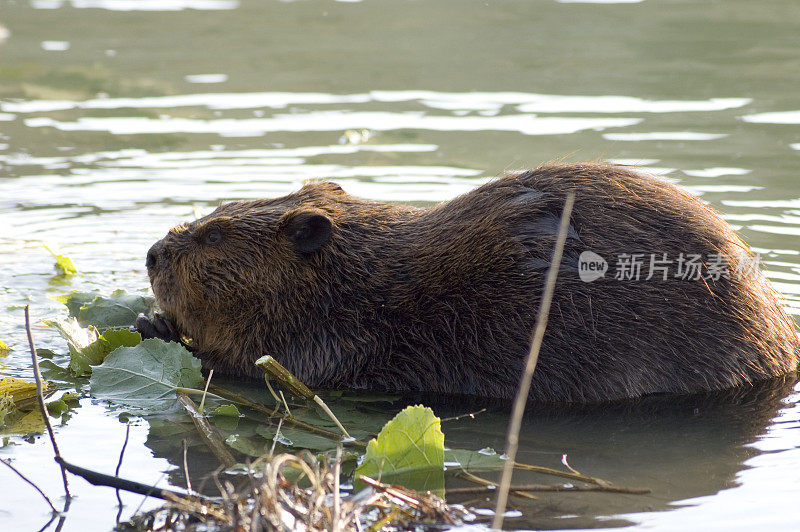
282,210,332,254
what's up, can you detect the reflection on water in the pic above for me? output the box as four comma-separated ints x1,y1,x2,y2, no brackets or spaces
1,0,800,529
437,377,799,529
31,0,241,10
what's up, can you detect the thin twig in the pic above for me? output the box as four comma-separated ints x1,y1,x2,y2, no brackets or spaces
492,193,575,530
459,470,536,500
115,423,131,520
199,369,214,413
333,445,342,532
279,390,293,418
448,483,650,495
313,395,351,439
51,497,70,532
269,417,284,457
452,469,649,495
25,305,71,500
0,458,58,514
133,472,167,516
511,459,612,487
441,408,487,422
35,512,58,532
561,453,581,475
182,438,192,493
264,378,282,406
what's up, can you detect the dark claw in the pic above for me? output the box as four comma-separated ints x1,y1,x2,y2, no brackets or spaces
152,312,172,338
135,312,182,344
135,313,159,339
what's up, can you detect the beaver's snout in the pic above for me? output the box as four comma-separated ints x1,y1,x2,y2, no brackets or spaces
146,241,164,271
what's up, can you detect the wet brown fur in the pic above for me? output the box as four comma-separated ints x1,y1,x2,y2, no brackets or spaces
145,163,800,402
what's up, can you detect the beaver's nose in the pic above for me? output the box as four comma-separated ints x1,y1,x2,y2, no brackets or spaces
146,242,161,270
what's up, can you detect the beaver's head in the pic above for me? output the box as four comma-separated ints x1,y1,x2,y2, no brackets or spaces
145,182,346,354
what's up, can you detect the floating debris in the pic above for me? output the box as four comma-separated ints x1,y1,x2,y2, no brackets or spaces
118,451,473,532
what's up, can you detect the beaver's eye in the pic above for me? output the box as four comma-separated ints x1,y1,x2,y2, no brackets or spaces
205,229,222,245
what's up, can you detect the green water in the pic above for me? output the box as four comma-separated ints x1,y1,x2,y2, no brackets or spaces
1,0,799,530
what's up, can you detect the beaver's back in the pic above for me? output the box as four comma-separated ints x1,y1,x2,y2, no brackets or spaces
372,163,799,402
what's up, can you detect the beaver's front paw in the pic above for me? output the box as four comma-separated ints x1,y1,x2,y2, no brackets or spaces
134,312,183,344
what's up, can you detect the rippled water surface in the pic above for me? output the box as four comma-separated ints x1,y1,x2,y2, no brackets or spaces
1,0,800,530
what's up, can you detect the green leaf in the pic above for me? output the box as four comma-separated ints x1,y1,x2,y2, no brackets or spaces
211,404,241,431
46,318,98,376
89,338,203,412
355,405,445,495
36,348,57,359
212,404,241,417
78,290,155,330
44,244,77,276
60,392,81,405
101,329,143,351
46,399,70,418
47,318,141,376
54,290,155,330
39,360,75,382
51,291,97,317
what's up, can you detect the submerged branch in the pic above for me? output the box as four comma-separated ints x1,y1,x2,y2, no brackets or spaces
177,392,237,468
54,455,211,503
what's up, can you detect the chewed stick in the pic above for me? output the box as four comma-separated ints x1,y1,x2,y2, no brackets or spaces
255,355,351,439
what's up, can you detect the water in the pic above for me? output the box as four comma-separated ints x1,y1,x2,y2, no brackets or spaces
1,0,799,529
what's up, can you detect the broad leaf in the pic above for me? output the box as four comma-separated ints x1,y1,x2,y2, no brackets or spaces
355,405,445,494
39,360,76,383
51,291,97,317
47,318,141,376
54,289,155,330
90,338,202,412
46,398,71,417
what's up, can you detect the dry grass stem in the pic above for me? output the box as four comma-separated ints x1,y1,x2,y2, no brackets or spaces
492,193,576,529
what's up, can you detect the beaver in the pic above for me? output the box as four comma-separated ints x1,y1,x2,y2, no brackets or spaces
137,162,799,403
